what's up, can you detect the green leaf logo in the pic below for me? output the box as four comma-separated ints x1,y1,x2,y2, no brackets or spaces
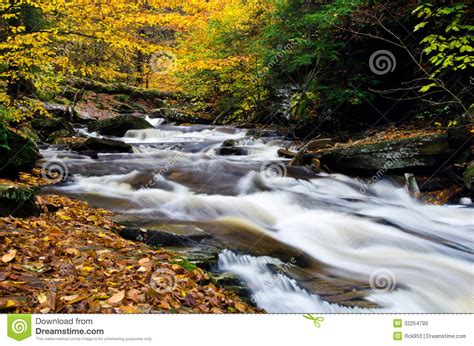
7,314,32,341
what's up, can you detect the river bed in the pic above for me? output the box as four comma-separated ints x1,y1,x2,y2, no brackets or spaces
40,121,473,313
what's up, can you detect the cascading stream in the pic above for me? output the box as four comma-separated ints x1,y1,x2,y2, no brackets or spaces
41,122,474,313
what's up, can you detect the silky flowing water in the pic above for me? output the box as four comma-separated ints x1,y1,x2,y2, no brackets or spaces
41,120,473,313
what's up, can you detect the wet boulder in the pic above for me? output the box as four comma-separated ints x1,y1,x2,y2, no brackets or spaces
0,124,40,177
0,185,40,217
70,137,133,153
119,225,209,246
216,139,248,156
277,148,297,159
87,115,153,137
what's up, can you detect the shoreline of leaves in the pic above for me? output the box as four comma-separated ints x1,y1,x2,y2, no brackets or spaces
0,172,259,314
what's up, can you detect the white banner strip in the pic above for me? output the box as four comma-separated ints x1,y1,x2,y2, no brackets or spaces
1,314,472,345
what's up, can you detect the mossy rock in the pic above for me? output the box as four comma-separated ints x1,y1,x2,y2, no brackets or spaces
0,124,40,177
31,116,75,142
49,129,77,144
463,165,474,191
87,115,153,137
0,185,40,217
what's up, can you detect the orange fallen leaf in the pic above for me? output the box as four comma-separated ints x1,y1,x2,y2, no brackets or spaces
138,258,150,266
107,290,125,305
65,248,81,256
2,250,17,263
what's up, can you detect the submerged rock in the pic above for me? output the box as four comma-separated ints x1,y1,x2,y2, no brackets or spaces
87,115,153,137
216,139,248,156
119,224,210,247
70,137,133,153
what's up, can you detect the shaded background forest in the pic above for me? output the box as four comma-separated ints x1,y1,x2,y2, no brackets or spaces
1,0,472,135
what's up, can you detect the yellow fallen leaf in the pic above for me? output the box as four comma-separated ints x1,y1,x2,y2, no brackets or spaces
38,292,47,304
2,250,17,263
56,211,71,221
234,302,247,312
107,290,125,305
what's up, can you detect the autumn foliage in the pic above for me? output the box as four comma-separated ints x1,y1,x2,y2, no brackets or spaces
0,170,258,314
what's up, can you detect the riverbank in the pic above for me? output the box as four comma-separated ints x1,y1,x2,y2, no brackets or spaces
0,170,259,314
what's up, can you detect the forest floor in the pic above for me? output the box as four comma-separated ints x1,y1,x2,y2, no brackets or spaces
0,170,259,314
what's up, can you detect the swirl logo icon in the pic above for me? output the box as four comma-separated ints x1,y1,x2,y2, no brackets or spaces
41,159,69,183
369,50,397,75
369,268,397,293
260,161,288,179
7,314,32,341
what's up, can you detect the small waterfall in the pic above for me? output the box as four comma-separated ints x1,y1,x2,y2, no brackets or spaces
218,250,379,313
145,116,165,127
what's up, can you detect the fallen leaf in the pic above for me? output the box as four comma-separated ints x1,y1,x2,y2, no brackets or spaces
38,292,47,304
62,294,80,302
107,290,125,305
2,250,17,263
138,258,150,266
65,248,80,256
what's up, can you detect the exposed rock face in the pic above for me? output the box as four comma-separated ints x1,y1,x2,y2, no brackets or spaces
87,115,153,137
41,102,92,124
152,108,211,125
290,128,471,174
0,186,40,217
70,138,133,153
0,125,40,177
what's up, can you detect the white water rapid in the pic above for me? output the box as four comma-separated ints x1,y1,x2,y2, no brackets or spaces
41,120,474,313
